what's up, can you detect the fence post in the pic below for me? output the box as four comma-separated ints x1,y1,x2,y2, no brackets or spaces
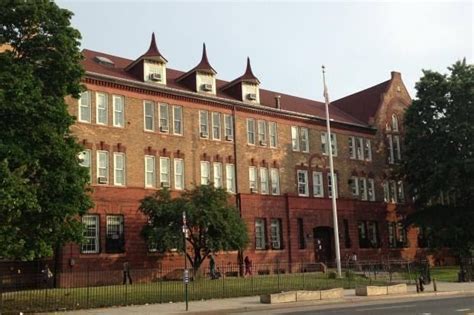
407,262,412,285
159,265,163,304
302,264,305,290
86,265,90,308
277,260,281,292
222,263,225,298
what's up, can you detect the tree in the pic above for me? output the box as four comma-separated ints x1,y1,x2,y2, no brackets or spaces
403,59,474,261
140,186,248,272
0,2,92,260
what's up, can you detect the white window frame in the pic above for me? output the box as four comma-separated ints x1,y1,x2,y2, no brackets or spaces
160,157,170,187
247,118,256,145
327,172,338,198
313,171,324,197
351,176,359,197
300,127,309,152
392,114,399,132
224,114,234,141
397,180,405,203
270,168,280,195
200,161,210,185
96,92,108,125
365,139,372,161
173,105,183,135
249,166,257,192
226,164,235,193
144,101,154,131
393,135,401,161
269,122,277,148
297,170,309,197
213,162,222,188
199,110,209,138
113,152,126,186
212,112,221,140
257,120,267,145
389,180,397,203
356,137,364,160
270,219,281,250
255,218,266,250
79,150,92,182
383,181,389,202
260,168,269,195
97,151,109,184
81,215,99,254
145,155,156,188
159,103,169,133
174,158,184,190
78,91,91,123
368,178,375,201
348,136,356,159
291,126,300,151
359,177,367,201
112,95,124,128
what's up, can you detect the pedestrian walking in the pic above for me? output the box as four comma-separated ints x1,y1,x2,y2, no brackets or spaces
123,261,132,285
244,256,253,276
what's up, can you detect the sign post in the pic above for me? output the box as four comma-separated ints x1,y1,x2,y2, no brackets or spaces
182,211,189,311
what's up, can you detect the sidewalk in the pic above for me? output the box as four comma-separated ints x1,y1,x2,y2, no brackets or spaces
57,282,474,315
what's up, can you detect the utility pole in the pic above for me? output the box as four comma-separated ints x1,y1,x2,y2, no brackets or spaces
183,211,189,311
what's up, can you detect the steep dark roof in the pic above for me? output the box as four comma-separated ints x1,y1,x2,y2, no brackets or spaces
82,48,370,126
193,43,217,74
332,80,391,124
141,32,167,62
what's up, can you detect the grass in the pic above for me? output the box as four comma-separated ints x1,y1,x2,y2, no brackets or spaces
430,266,459,282
1,272,382,313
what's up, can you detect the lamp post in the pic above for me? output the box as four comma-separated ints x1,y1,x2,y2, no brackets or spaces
182,211,189,311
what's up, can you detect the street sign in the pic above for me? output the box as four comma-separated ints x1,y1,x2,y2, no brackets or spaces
183,269,190,284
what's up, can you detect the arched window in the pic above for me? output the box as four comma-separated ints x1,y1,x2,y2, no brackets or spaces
391,114,399,132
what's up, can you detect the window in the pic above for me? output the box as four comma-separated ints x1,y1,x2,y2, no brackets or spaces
144,101,154,131
79,91,91,123
321,132,337,156
224,114,234,141
358,221,379,248
300,128,309,152
291,126,299,151
96,93,108,125
97,151,109,184
297,218,306,249
255,218,266,250
173,106,183,135
397,180,405,203
270,168,280,195
327,172,338,198
78,150,91,182
359,178,367,201
174,159,184,190
343,219,352,248
249,166,257,192
368,178,375,201
160,157,170,187
393,135,401,161
113,95,124,127
81,215,99,253
106,215,125,253
159,103,169,132
114,153,126,186
388,222,407,248
145,156,156,188
226,164,235,193
199,110,209,138
270,219,282,250
383,181,389,202
365,140,372,161
200,161,210,185
247,119,255,144
350,176,359,197
313,171,324,197
389,180,397,203
269,122,277,148
348,137,356,159
297,170,309,196
392,114,399,132
387,135,394,164
260,168,269,195
257,120,267,145
212,112,221,140
213,162,222,188
356,137,364,160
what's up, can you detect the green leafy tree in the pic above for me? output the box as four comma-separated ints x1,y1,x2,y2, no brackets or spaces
0,1,92,260
140,186,248,272
403,59,474,261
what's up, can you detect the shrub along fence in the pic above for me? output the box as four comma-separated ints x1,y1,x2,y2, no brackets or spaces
0,260,424,313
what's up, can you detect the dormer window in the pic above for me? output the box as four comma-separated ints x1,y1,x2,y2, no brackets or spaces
201,83,213,92
145,60,166,84
221,57,260,104
247,93,257,101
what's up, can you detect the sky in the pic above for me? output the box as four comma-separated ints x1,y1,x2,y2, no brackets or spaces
57,0,472,101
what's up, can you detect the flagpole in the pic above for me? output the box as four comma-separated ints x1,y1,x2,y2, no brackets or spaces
322,65,342,278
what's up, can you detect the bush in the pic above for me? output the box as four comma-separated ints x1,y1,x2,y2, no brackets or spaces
328,271,337,279
345,270,356,280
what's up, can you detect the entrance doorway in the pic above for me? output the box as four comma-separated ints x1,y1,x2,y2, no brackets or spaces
313,226,333,264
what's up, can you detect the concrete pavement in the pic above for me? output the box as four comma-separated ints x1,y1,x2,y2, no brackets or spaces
56,281,474,315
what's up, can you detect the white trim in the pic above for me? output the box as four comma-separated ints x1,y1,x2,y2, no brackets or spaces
96,92,108,125
172,105,183,135
144,101,155,131
199,110,209,138
160,157,171,187
174,158,184,190
297,170,309,197
78,91,91,123
144,155,156,188
112,95,125,127
213,162,222,188
96,150,109,184
212,112,221,140
313,171,324,197
113,152,126,186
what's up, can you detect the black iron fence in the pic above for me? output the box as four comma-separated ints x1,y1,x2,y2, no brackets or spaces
0,260,424,313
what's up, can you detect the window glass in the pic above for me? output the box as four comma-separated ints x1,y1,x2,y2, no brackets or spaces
79,91,91,123
199,111,209,137
270,168,280,195
81,215,99,253
247,119,255,144
255,219,266,250
300,128,309,152
174,159,184,190
113,95,124,127
159,103,169,132
213,162,222,188
249,166,257,192
97,151,108,183
173,106,183,135
145,156,156,188
260,168,269,194
224,114,233,140
297,170,308,196
226,164,235,193
212,112,221,140
257,120,267,145
270,219,282,249
200,161,210,185
106,215,125,253
79,150,91,182
269,122,277,148
96,93,108,125
114,153,125,186
313,171,324,197
160,157,170,187
291,126,300,151
144,101,154,131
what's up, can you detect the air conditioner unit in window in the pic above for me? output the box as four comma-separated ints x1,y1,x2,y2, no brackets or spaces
160,126,169,132
202,84,213,92
98,177,107,184
225,135,233,141
161,182,170,188
259,140,266,146
247,93,257,101
149,73,162,81
200,131,208,138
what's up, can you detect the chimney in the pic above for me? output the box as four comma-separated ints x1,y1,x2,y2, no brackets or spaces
275,95,281,109
391,71,401,80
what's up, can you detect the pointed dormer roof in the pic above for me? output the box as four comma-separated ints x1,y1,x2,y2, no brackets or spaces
141,32,167,62
240,57,260,84
177,43,216,81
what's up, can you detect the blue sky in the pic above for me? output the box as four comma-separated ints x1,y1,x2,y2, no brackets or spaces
58,0,472,101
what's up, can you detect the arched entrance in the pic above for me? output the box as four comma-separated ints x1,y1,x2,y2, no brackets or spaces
313,226,333,264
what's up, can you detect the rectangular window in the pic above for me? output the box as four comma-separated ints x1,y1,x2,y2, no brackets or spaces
144,101,154,131
313,171,324,197
327,172,338,198
291,126,300,151
113,153,126,186
247,118,255,144
106,215,125,253
368,221,379,248
358,221,368,248
393,135,401,161
297,170,309,196
200,161,210,185
388,222,396,248
350,176,359,197
199,110,209,138
97,151,108,184
356,137,364,160
321,133,338,156
96,93,108,125
260,168,269,195
300,127,309,152
387,134,394,164
297,218,306,249
212,112,221,140
213,162,222,188
270,219,282,250
389,180,397,203
224,114,234,141
226,164,235,193
397,180,405,203
269,122,277,148
145,156,156,188
78,150,91,182
174,158,184,190
359,177,367,201
81,215,99,253
270,168,280,195
368,178,375,201
249,166,257,192
160,157,170,187
348,136,356,159
255,218,266,250
365,140,372,161
113,95,124,127
257,120,267,145
79,91,91,123
383,181,389,202
173,106,183,135
159,103,169,132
